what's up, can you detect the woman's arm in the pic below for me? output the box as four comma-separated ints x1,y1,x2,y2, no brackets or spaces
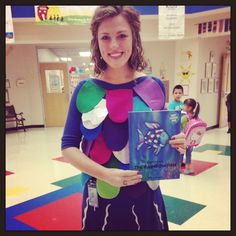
62,147,141,187
62,147,108,181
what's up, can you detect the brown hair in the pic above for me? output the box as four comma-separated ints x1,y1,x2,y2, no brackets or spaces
90,6,147,75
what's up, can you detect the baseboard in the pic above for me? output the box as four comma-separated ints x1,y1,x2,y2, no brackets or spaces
6,125,45,131
206,124,219,131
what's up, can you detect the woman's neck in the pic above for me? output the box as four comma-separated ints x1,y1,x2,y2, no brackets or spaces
99,66,145,84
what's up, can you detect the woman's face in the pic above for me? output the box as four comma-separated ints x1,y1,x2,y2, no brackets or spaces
97,14,133,70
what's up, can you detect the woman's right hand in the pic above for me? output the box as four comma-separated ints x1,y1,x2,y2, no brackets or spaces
103,168,142,187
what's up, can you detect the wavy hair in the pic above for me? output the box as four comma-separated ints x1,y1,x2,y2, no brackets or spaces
90,6,147,75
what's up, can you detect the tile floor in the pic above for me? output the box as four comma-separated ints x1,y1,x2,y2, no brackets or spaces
5,127,231,231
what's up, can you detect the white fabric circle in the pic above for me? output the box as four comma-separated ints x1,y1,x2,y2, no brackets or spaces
113,141,129,164
147,180,160,190
82,99,108,129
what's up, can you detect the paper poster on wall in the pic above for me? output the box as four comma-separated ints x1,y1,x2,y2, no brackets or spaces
177,64,194,84
159,62,166,80
182,84,189,96
200,79,207,94
209,51,215,62
6,6,14,43
45,70,64,93
208,78,214,93
183,50,193,61
143,59,152,75
6,90,10,104
162,80,169,102
214,79,219,93
158,6,185,40
35,5,98,25
211,63,217,77
205,62,212,78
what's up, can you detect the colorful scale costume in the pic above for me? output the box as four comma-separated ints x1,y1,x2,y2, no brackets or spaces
61,76,169,231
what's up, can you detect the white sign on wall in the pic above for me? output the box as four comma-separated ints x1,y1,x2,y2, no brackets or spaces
6,6,14,44
158,6,185,40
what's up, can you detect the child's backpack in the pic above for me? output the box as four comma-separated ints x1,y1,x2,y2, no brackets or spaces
184,114,207,147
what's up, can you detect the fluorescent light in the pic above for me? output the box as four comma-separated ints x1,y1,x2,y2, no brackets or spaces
79,51,91,57
60,57,72,61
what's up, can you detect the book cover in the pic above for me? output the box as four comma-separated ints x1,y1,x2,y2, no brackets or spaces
128,110,182,181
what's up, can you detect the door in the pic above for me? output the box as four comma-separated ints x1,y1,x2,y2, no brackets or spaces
39,63,69,127
219,52,231,128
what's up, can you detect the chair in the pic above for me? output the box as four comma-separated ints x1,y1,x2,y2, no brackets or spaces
6,105,26,131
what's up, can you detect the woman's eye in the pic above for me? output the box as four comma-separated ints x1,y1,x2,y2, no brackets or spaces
119,34,127,39
101,36,109,40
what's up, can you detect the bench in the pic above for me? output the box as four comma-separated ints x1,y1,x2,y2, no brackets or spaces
6,105,26,132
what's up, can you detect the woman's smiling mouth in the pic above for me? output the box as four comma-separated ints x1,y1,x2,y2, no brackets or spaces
108,52,124,58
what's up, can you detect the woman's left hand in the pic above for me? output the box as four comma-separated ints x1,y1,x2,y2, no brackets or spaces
169,132,187,154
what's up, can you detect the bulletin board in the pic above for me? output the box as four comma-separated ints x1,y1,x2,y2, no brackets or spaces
162,80,169,102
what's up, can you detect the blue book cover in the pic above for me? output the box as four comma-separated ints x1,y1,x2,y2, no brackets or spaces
128,110,182,181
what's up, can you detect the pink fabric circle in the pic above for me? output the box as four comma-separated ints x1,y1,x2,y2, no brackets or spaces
106,89,133,123
89,133,112,164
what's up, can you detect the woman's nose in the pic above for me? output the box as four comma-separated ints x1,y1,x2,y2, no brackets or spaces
110,38,119,49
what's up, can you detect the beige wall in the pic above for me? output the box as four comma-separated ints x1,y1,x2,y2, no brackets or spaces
6,45,44,127
197,36,230,127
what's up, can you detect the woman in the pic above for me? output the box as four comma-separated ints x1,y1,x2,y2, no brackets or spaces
61,6,186,231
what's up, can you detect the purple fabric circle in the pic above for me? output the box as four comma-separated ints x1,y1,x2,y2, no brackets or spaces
81,139,94,156
103,116,128,151
122,181,148,198
133,77,165,110
80,122,102,141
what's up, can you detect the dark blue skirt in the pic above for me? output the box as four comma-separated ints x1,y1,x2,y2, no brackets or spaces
82,180,168,231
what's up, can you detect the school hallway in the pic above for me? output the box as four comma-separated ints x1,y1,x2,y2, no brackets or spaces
6,127,230,231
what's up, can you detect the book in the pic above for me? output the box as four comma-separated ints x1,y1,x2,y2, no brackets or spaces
128,110,182,181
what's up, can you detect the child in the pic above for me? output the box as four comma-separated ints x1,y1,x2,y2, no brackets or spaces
168,85,184,111
181,98,200,174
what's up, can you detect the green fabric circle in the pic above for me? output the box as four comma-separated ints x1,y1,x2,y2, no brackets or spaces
76,80,105,113
96,179,120,199
104,154,121,168
133,96,152,111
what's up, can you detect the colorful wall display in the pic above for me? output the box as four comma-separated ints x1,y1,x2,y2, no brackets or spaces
197,18,230,36
34,5,98,25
